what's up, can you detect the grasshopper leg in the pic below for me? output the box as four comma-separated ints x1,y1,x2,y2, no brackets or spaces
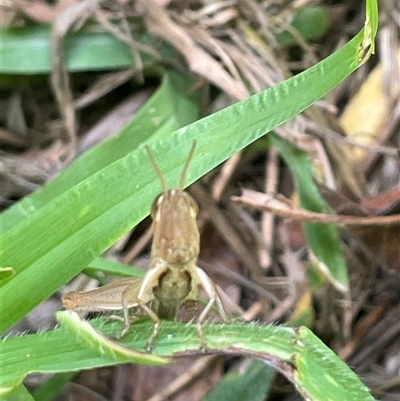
114,296,141,338
194,267,228,350
137,262,167,351
103,314,124,324
111,316,140,340
140,303,161,352
117,297,133,338
113,289,160,351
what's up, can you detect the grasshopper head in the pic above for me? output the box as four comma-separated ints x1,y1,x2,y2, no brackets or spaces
151,189,200,265
146,142,200,267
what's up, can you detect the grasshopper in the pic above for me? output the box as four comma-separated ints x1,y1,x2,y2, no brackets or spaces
63,142,227,351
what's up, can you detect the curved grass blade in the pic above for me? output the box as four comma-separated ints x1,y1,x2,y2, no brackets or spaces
0,321,376,400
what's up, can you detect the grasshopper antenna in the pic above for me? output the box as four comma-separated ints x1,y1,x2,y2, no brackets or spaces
146,145,168,192
179,141,197,189
146,142,197,190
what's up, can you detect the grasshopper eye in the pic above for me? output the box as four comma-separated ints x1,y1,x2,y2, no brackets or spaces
150,194,163,220
187,194,199,217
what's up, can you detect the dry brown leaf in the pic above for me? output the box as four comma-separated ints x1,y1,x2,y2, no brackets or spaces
50,0,102,149
340,48,400,163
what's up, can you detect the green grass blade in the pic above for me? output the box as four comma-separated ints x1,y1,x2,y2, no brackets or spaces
0,25,174,74
270,133,348,290
203,360,275,401
277,6,329,45
85,257,145,278
1,321,376,400
31,372,76,401
362,0,379,58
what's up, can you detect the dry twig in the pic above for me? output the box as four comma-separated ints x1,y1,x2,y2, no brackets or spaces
233,189,400,225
